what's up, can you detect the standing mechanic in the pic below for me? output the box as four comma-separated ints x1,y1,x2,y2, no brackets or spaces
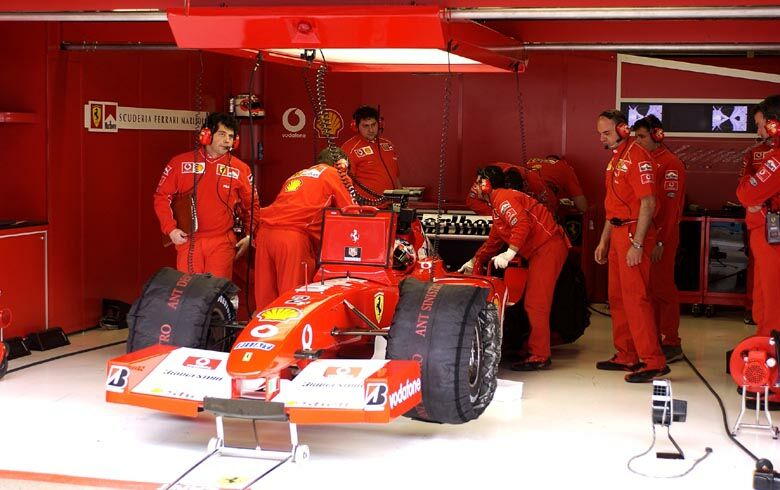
469,166,569,371
594,110,668,383
740,134,772,326
526,156,588,214
154,112,259,280
341,105,401,202
736,95,780,338
632,115,687,364
254,147,355,309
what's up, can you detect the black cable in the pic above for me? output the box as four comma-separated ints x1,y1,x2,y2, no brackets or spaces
189,51,205,275
242,51,263,316
514,66,528,165
683,354,760,462
432,41,453,261
6,340,126,375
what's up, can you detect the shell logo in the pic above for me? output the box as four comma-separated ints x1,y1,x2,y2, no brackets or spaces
285,178,303,192
313,108,344,139
258,307,301,322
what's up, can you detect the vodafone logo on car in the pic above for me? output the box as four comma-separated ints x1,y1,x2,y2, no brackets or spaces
389,377,422,410
183,356,221,370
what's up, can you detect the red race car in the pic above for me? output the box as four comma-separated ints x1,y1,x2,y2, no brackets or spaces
106,204,516,428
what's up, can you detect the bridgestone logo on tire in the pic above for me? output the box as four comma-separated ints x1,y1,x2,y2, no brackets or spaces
389,378,422,409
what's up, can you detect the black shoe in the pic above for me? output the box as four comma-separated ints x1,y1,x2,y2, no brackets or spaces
510,356,551,371
625,365,671,383
662,345,684,364
596,356,641,372
744,310,756,325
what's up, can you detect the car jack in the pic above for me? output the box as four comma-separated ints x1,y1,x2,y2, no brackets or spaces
165,397,309,490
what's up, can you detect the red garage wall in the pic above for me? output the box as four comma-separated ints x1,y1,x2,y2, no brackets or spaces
4,20,779,329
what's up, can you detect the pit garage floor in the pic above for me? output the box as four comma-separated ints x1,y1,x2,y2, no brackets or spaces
1,307,777,490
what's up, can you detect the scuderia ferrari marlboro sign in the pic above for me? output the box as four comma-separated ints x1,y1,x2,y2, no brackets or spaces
84,100,207,132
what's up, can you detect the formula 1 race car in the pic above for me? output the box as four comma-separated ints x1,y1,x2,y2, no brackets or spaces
106,202,514,428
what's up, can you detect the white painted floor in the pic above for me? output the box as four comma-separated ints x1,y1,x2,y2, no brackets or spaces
0,308,777,490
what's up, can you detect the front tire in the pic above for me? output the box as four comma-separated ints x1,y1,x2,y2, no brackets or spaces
387,278,501,424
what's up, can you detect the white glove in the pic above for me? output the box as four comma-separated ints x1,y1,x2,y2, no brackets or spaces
491,249,517,269
458,258,475,274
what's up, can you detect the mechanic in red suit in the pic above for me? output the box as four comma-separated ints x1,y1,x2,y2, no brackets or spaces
154,112,260,280
254,147,355,309
469,166,569,371
632,115,687,364
526,156,588,214
736,95,780,338
594,110,668,383
341,106,400,203
739,113,774,327
465,162,555,216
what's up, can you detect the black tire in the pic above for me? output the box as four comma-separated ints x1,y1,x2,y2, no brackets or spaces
203,294,238,352
387,278,501,424
0,341,8,380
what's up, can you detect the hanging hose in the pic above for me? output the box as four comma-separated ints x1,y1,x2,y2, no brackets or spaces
514,65,528,165
301,51,387,207
432,42,453,260
188,51,205,275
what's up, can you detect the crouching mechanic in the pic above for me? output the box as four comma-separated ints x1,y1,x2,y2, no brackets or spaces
469,165,569,371
254,147,356,309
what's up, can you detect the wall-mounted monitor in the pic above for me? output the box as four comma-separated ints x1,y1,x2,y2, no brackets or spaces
619,99,760,138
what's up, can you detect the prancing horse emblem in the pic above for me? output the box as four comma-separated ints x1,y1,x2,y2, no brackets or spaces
350,229,360,243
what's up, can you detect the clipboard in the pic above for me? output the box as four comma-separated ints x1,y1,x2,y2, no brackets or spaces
163,194,196,247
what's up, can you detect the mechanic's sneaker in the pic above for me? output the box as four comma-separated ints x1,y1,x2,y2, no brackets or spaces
596,355,641,372
662,344,684,363
744,310,756,325
625,365,671,383
510,355,551,371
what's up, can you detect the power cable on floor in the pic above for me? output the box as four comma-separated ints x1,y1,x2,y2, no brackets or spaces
683,354,760,462
627,424,713,478
6,340,125,375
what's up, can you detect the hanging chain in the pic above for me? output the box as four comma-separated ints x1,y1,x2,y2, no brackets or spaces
432,44,453,260
514,66,528,165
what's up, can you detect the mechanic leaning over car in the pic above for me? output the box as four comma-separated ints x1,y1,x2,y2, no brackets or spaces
341,105,401,205
466,165,569,372
153,112,260,280
525,156,588,215
253,147,356,309
632,115,687,365
466,162,555,216
594,109,668,383
736,95,780,338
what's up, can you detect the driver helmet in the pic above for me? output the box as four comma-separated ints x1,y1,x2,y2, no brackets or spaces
392,238,416,272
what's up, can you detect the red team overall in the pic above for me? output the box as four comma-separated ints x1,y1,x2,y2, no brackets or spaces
736,96,780,337
595,110,668,383
341,105,400,202
254,148,355,309
526,156,588,213
633,115,687,362
466,162,555,216
154,113,260,280
471,166,569,371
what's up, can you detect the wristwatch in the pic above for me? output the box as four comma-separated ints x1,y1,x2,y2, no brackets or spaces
631,240,643,250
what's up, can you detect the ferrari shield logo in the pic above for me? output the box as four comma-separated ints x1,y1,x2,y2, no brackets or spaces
374,292,384,323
